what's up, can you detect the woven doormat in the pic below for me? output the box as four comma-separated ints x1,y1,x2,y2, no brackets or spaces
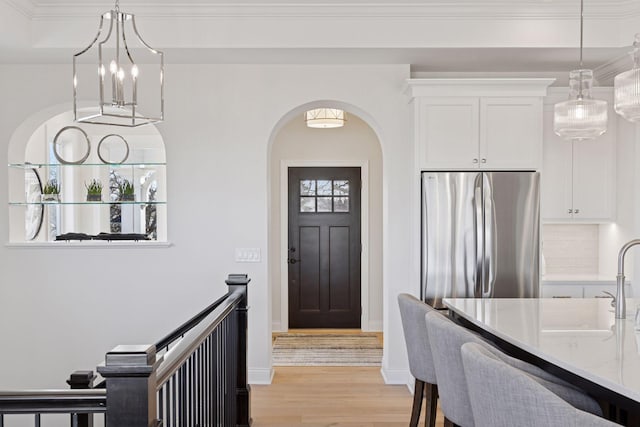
272,333,382,366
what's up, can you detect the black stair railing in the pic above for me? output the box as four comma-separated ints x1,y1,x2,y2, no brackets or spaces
0,274,251,427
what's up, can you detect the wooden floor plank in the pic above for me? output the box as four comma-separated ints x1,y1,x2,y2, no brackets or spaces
252,366,445,426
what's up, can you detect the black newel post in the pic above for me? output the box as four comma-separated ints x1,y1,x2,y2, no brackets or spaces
226,274,252,427
67,370,96,427
97,345,160,427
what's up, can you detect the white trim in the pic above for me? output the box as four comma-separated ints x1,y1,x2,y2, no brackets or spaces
248,368,274,385
405,78,556,98
24,2,640,20
406,373,416,394
0,0,34,18
279,159,371,331
365,320,383,332
271,321,283,332
380,367,410,385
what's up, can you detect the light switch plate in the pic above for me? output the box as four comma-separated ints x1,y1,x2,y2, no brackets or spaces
235,248,261,263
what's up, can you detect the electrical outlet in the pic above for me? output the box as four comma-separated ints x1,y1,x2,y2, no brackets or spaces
235,248,261,263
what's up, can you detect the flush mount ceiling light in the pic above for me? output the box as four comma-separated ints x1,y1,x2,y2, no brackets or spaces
614,34,640,122
553,0,607,141
305,108,346,129
73,0,164,127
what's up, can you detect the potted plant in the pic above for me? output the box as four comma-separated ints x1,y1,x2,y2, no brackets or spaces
119,179,135,202
85,179,103,202
41,179,60,202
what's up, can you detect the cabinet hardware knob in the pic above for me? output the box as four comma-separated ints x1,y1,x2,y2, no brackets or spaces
472,158,478,163
481,158,487,163
574,209,580,214
568,209,573,214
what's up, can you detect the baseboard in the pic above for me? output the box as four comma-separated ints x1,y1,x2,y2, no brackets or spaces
380,367,409,385
272,321,283,332
248,368,274,385
406,374,415,394
364,320,383,332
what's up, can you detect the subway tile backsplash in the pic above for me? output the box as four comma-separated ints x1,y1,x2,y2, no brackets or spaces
542,224,599,275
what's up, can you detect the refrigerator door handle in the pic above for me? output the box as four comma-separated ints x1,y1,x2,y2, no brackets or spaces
483,174,497,297
473,173,484,298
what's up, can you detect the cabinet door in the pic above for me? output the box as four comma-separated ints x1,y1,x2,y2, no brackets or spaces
480,97,542,169
417,97,479,169
541,109,573,221
572,130,616,222
583,284,631,298
540,284,583,298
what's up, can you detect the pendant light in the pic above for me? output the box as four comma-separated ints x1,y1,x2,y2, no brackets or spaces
553,0,607,141
614,34,640,122
73,0,164,127
305,108,346,128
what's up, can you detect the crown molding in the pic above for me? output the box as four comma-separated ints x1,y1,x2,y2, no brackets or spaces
1,0,35,17
594,51,633,86
405,78,556,97
23,1,640,20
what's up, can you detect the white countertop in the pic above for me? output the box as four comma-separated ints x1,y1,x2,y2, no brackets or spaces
443,298,640,403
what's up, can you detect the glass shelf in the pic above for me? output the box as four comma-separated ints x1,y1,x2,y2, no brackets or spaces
9,201,167,206
9,162,166,168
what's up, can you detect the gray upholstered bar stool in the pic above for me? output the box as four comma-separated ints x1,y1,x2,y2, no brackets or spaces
425,311,602,427
461,342,617,427
397,294,438,427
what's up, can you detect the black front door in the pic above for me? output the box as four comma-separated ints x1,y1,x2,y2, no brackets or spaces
288,167,361,328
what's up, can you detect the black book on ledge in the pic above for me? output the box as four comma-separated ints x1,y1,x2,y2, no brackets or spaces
55,232,150,241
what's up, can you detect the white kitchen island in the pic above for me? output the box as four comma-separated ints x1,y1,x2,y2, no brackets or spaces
444,297,640,423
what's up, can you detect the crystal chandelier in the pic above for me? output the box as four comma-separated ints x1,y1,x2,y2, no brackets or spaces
614,34,640,122
305,109,346,128
73,0,164,127
553,0,607,141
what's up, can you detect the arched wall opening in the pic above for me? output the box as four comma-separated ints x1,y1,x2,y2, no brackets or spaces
267,100,384,333
7,103,167,243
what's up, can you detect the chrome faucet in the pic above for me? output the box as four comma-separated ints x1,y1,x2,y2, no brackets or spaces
616,239,640,319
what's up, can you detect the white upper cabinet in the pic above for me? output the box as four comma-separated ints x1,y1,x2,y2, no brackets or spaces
417,97,479,169
406,79,553,170
480,97,542,169
541,90,616,223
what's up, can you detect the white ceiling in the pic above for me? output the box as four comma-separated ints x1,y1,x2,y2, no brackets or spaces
2,0,639,84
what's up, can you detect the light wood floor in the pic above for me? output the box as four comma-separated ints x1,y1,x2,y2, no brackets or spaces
252,366,445,427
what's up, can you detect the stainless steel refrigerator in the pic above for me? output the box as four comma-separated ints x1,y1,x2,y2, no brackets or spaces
421,171,540,308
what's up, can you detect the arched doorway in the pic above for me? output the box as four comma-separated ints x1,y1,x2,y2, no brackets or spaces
268,102,383,333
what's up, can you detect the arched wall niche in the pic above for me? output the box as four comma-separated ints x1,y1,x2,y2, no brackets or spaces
7,104,168,244
267,99,384,334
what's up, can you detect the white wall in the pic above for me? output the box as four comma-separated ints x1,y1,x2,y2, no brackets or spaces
269,114,383,332
0,63,412,388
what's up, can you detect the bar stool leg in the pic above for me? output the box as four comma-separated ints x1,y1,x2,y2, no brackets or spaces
424,383,438,427
410,379,425,427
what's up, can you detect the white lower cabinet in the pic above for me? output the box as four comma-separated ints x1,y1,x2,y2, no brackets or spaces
541,284,584,298
541,282,632,299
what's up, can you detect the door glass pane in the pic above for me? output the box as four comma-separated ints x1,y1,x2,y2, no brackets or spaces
300,180,316,196
333,180,349,195
317,197,332,212
334,197,349,212
317,180,332,195
300,197,316,212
